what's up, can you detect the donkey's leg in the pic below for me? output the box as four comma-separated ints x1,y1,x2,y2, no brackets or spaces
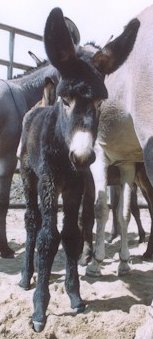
130,183,145,243
62,183,85,312
0,153,17,258
117,164,135,275
108,185,121,243
86,144,109,277
79,170,95,266
32,174,60,333
136,164,153,259
19,168,41,290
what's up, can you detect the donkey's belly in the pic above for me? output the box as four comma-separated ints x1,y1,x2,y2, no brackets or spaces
98,111,143,164
102,138,143,164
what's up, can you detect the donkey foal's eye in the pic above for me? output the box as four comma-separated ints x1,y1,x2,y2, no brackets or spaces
63,97,70,107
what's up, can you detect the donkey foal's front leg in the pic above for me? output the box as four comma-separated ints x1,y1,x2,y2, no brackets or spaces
62,188,85,313
32,218,60,332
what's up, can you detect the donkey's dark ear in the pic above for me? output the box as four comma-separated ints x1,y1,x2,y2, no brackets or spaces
64,17,80,45
28,51,46,66
43,77,56,106
44,7,76,75
92,18,140,75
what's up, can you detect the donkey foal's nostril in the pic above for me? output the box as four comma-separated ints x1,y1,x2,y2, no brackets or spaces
69,149,96,169
69,151,76,165
69,151,73,161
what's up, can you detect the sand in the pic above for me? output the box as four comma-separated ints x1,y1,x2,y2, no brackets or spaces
1,200,153,339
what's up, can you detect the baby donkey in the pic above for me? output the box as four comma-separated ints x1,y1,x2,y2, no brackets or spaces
19,7,140,332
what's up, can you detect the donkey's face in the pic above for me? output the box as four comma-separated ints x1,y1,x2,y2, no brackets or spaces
56,55,107,169
44,8,140,169
58,86,101,169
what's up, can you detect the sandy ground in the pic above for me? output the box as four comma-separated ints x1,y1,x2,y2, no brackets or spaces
1,178,153,338
0,209,153,339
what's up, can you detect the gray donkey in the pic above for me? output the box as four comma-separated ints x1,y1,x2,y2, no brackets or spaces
0,57,59,258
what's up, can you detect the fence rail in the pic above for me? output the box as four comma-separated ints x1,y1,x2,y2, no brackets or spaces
0,23,43,79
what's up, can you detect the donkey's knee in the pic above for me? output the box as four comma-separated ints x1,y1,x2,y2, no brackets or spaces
94,191,109,227
94,193,109,257
37,225,60,258
62,227,82,260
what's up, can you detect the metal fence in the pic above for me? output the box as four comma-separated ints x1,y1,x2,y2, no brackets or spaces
0,23,42,79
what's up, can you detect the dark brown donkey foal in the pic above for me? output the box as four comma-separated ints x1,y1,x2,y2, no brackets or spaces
19,7,140,332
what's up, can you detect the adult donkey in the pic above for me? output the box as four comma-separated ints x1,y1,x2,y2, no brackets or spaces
19,7,140,332
83,5,153,281
0,59,59,258
79,2,153,298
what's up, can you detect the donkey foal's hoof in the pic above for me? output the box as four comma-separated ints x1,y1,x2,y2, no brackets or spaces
32,320,46,333
73,303,86,314
19,278,31,290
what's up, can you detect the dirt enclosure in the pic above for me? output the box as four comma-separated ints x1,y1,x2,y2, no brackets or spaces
1,177,153,339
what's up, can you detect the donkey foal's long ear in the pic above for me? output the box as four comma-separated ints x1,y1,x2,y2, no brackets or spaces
92,18,140,75
64,17,80,45
44,7,76,74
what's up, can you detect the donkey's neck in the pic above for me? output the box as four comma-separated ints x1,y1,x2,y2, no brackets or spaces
11,65,59,110
20,77,45,110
